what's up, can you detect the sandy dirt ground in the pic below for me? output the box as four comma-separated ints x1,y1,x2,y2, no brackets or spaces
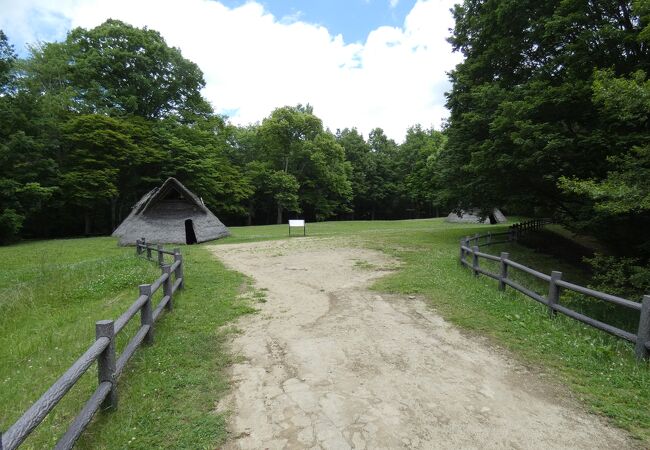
209,237,637,449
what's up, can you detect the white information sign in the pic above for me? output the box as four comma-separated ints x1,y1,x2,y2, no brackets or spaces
288,219,306,236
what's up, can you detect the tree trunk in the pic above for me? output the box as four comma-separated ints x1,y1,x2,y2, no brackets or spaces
110,198,117,231
276,204,283,224
247,202,254,226
84,212,92,236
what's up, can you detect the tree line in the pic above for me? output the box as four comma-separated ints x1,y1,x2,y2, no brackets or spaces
441,0,650,297
0,20,445,243
2,1,649,297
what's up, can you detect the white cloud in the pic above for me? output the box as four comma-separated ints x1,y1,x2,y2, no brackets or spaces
0,0,462,142
390,0,400,8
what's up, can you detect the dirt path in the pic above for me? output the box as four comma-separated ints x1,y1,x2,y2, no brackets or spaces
210,238,636,449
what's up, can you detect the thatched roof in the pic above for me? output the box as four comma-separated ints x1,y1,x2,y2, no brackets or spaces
112,177,230,245
445,208,507,224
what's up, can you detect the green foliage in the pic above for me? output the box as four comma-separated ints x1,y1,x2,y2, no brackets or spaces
338,126,446,220
156,117,253,217
24,19,211,120
440,0,649,216
0,208,23,244
1,19,452,240
248,105,352,222
268,170,301,214
560,70,650,216
0,30,15,93
586,254,650,300
440,0,650,297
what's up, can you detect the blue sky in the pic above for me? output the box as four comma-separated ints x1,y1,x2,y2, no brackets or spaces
1,0,461,141
220,0,418,44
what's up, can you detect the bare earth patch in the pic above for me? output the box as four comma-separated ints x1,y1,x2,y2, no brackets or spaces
209,238,636,449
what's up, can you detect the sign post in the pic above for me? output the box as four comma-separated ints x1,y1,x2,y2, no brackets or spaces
289,219,306,236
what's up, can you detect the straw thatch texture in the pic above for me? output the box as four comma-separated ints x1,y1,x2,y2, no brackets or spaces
112,178,230,245
445,208,507,224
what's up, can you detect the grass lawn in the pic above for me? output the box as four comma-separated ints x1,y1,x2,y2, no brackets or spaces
2,218,649,447
0,238,254,449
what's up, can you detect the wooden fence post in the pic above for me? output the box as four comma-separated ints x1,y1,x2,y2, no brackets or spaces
459,238,465,265
157,244,164,266
162,264,173,311
547,271,562,318
146,245,152,260
487,232,492,245
173,249,184,289
635,295,650,360
96,320,117,410
139,284,154,344
135,239,141,256
499,252,509,291
472,246,480,277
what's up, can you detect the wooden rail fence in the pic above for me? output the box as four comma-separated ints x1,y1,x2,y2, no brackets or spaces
1,240,185,450
459,219,650,360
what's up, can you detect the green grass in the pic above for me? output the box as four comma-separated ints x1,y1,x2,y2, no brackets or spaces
2,218,649,446
0,237,254,449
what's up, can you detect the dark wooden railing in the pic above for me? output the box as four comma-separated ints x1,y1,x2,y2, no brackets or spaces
459,219,650,360
1,243,185,450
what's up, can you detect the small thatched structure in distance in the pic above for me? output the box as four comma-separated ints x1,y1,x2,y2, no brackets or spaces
445,208,507,224
112,177,230,245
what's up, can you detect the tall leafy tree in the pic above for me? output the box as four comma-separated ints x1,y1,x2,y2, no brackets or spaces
23,19,211,120
365,128,400,219
59,115,141,234
156,117,253,220
257,105,352,222
440,0,649,218
0,31,55,242
336,128,372,219
400,125,446,217
440,0,650,297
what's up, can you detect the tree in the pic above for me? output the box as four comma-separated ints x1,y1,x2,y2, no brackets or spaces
440,0,649,218
0,31,55,242
156,117,253,220
257,105,352,223
0,30,15,93
364,128,400,219
59,115,138,234
268,171,301,223
400,125,446,217
559,69,650,250
336,128,372,218
23,19,212,121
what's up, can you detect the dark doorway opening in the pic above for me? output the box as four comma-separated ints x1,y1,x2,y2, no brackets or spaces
488,213,497,224
185,219,197,244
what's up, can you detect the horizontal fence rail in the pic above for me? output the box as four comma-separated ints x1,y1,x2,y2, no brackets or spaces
1,241,185,450
458,219,650,360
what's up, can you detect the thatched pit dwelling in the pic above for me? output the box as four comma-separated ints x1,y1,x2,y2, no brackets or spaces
445,208,507,224
112,177,230,245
